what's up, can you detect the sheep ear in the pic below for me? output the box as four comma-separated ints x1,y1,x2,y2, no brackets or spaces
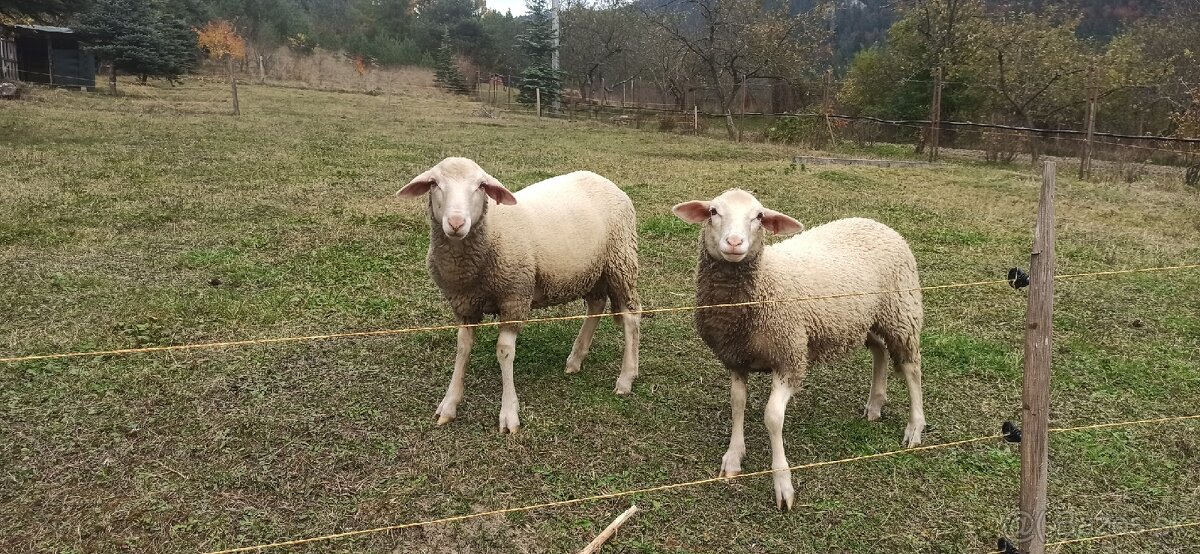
672,201,711,224
397,170,436,198
761,209,803,235
480,176,518,205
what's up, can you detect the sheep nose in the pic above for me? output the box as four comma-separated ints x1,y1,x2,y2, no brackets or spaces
725,235,744,248
447,215,466,231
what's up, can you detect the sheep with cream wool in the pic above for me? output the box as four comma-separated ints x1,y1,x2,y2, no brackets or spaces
398,157,642,433
672,189,925,511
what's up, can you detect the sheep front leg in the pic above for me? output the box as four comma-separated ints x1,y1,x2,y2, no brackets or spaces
719,372,748,477
435,325,475,425
496,322,521,434
765,372,795,512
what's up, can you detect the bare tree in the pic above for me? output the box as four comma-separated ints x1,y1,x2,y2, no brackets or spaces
641,0,829,138
560,0,641,102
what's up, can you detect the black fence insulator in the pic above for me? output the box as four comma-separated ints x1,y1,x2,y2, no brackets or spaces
996,537,1019,554
1002,421,1022,443
1008,267,1030,290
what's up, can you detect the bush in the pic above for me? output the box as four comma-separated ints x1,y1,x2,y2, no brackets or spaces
657,114,677,132
763,117,825,146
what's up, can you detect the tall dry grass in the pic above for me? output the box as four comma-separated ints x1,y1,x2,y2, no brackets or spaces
198,46,438,95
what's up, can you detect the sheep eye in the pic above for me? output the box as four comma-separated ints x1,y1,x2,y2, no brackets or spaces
756,212,764,220
709,207,718,216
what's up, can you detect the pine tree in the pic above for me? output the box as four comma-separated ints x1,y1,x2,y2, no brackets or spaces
75,0,198,92
516,0,562,105
433,28,470,95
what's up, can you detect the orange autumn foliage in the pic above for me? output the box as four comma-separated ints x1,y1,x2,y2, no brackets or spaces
197,20,246,61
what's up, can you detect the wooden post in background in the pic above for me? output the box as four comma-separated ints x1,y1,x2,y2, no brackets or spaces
694,104,698,135
822,68,835,142
536,87,541,117
257,54,265,84
1018,160,1057,554
633,78,640,129
1079,65,1097,180
226,55,240,115
738,76,747,142
929,66,943,162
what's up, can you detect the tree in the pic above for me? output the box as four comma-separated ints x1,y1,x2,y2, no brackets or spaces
197,19,246,114
433,28,470,94
516,0,563,106
0,0,90,20
560,0,641,102
76,0,197,94
642,0,829,138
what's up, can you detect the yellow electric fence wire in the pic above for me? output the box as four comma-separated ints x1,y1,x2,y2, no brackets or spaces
3,264,1197,365
201,412,1200,553
200,433,1003,554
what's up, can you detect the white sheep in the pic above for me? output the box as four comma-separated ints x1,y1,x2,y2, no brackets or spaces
397,157,642,433
672,189,925,511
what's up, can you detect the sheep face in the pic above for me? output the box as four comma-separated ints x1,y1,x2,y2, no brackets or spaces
396,157,517,240
672,189,804,262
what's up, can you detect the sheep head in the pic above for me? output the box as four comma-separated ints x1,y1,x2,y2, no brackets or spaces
672,189,803,263
397,157,517,240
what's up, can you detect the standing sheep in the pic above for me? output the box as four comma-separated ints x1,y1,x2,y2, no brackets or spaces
671,189,925,511
397,157,642,433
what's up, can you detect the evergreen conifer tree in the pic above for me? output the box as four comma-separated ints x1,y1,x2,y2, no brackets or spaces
75,0,198,91
516,0,562,105
433,28,470,95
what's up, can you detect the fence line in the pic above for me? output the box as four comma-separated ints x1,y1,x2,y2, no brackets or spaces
197,412,1200,554
4,264,1199,365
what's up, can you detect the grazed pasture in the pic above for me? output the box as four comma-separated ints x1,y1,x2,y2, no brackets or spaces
1,80,1198,553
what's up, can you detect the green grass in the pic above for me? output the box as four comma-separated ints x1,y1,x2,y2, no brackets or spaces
2,80,1199,553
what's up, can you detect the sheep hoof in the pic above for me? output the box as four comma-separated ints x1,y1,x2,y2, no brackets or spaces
903,422,924,447
564,363,582,374
864,405,883,422
435,414,455,425
774,479,795,513
719,450,744,478
613,374,636,395
498,410,521,434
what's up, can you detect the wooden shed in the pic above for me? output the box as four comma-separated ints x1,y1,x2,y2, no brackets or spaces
0,24,96,89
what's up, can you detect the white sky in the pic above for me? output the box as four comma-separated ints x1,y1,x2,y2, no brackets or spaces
487,0,528,15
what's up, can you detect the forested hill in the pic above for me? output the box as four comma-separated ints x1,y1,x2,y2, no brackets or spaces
810,0,1167,65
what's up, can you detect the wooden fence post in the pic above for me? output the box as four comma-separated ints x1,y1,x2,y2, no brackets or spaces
536,87,541,117
1018,160,1056,554
822,68,835,142
257,54,265,84
1080,65,1097,180
694,104,698,135
226,55,240,116
929,66,943,162
739,76,747,142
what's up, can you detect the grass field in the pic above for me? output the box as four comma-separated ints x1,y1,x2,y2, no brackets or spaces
2,80,1199,553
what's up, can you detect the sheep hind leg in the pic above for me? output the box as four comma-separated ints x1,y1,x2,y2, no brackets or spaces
864,332,889,422
719,372,748,477
566,296,607,374
765,373,796,512
609,292,641,396
888,338,925,447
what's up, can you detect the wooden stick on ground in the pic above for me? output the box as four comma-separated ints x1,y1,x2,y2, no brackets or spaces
577,505,640,554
